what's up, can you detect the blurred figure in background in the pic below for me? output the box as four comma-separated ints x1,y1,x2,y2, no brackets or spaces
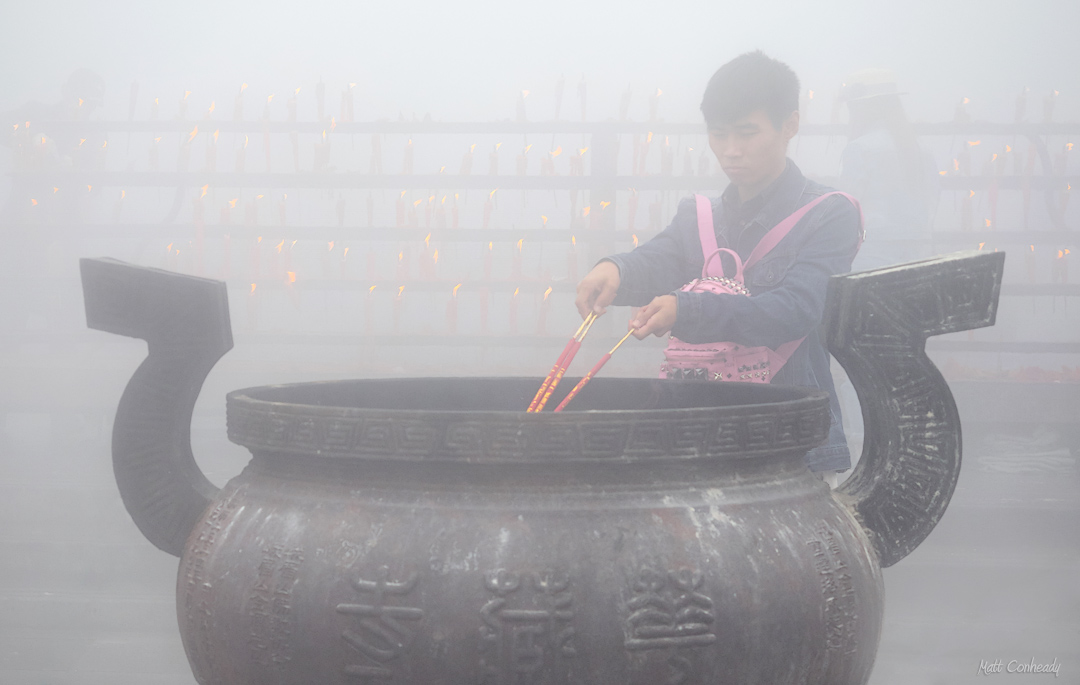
839,69,937,270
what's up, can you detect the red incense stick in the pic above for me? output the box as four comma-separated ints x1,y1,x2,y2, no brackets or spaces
553,329,636,412
527,313,595,411
533,314,599,412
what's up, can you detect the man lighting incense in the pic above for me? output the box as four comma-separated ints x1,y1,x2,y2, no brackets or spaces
575,51,863,487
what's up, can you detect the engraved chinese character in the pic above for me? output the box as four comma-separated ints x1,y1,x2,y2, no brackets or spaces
624,567,716,651
337,566,424,681
479,569,577,685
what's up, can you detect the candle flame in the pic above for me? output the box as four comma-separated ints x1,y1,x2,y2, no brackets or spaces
413,199,422,207
985,218,991,228
399,251,404,261
488,241,493,250
1005,145,1012,152
213,129,219,143
369,285,377,294
470,143,476,153
453,283,462,297
240,83,248,93
808,89,814,99
184,90,191,101
656,88,663,97
571,235,576,247
267,94,274,104
962,97,970,105
200,184,209,198
967,140,980,146
188,125,198,142
120,189,125,199
495,142,502,151
541,215,548,225
424,232,431,247
154,136,162,143
939,170,947,176
991,153,997,162
167,243,173,251
154,97,159,105
953,159,959,171
398,285,405,297
101,140,107,149
521,90,530,99
969,190,976,198
30,198,37,206
543,286,552,301
600,200,611,210
287,271,296,283
207,101,215,114
330,116,336,131
489,189,497,200
256,194,264,199
517,238,524,252
583,206,590,217
1058,250,1064,258
52,187,58,193
276,240,284,253
978,242,985,250
1068,143,1075,151
87,184,92,191
524,144,532,153
551,146,562,157
513,287,520,297
250,283,257,294
258,236,263,243
1030,245,1035,252
294,87,301,95
632,234,639,248
350,82,356,88
343,247,349,259
291,240,297,248
578,147,588,156
646,131,653,144
79,138,86,147
433,250,439,264
328,241,335,251
228,198,238,209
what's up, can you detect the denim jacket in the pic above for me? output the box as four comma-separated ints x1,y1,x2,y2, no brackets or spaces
602,160,861,472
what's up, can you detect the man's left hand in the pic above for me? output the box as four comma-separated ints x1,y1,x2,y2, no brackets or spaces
630,295,678,339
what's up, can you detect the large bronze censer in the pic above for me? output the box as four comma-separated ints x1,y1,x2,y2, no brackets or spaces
81,251,1003,685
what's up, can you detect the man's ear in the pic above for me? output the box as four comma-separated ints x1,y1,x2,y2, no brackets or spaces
782,110,800,141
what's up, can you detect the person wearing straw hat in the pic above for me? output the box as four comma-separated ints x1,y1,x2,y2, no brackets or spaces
838,68,937,270
575,51,862,486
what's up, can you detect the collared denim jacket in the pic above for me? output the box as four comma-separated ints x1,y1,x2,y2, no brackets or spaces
602,160,861,472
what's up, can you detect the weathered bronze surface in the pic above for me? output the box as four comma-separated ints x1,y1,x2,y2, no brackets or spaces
80,250,1004,685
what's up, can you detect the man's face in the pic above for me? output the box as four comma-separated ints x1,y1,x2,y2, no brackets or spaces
708,108,799,190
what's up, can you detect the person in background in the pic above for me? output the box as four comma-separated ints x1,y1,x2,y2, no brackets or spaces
575,51,863,488
839,69,937,270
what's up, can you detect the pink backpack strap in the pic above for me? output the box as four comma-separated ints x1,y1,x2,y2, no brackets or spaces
743,191,863,271
695,194,746,280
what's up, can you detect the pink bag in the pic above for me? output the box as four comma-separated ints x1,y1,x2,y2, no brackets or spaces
660,192,861,382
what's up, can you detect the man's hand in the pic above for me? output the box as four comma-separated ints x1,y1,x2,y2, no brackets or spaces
575,261,621,318
630,295,678,339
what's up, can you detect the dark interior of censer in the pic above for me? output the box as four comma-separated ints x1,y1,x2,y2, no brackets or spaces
234,377,825,414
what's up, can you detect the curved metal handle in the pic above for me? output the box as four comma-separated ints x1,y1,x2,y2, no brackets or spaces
81,258,232,557
826,251,1005,567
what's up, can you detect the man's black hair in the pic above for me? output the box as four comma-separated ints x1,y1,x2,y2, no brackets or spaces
700,51,800,129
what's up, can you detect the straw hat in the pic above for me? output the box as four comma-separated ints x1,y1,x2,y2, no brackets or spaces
841,69,906,102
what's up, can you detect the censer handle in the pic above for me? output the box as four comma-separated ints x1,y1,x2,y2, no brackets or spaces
81,258,231,557
826,251,1004,568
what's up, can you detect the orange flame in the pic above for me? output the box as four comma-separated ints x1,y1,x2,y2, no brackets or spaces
30,198,37,206
424,232,431,247
517,238,524,252
967,140,981,146
578,147,588,156
207,101,215,114
524,144,532,154
551,146,562,157
1068,143,1075,152
413,199,423,208
228,198,238,209
543,286,552,301
183,90,191,101
600,200,611,210
1030,245,1035,252
369,285,377,294
328,241,335,251
167,243,173,252
398,251,404,261
330,117,337,131
433,250,439,264
513,287,520,298
985,218,991,228
646,132,653,144
287,271,296,283
489,189,498,200
1058,250,1064,259
276,240,284,253
343,247,349,259
488,241,493,251
808,89,815,99
200,184,209,198
541,215,548,225
213,129,219,143
978,242,986,251
632,234,639,248
969,190,976,198
582,206,591,217
1005,145,1012,152
250,283,257,294
571,235,576,247
453,283,462,297
398,285,405,297
240,83,248,93
267,94,274,104
322,129,327,142
188,125,198,142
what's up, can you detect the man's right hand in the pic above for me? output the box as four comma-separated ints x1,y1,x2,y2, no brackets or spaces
575,261,621,319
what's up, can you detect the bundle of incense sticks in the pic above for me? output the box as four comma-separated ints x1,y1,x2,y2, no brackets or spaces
553,329,636,412
527,312,598,412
